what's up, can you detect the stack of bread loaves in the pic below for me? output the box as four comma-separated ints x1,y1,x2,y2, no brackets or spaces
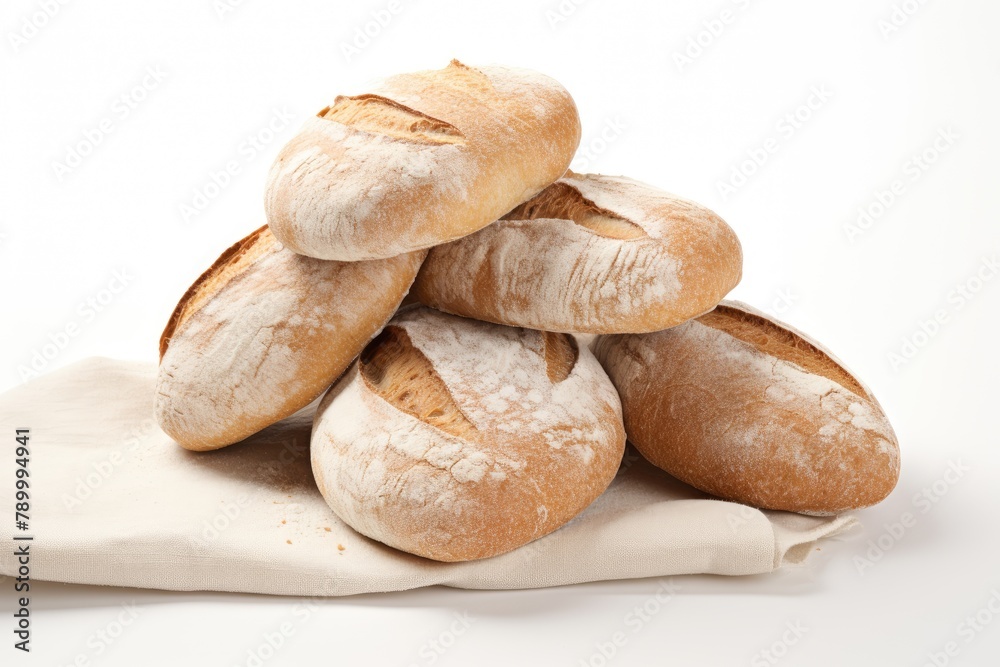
155,60,900,563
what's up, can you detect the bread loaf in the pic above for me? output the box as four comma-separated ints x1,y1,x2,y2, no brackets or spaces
155,225,424,451
592,301,900,515
265,60,581,261
311,306,625,562
411,172,742,334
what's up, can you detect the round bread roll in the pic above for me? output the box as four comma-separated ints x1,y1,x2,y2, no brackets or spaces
592,301,900,515
265,60,581,262
156,225,424,452
410,172,742,334
311,306,625,562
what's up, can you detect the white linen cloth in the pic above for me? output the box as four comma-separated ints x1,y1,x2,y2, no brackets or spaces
0,358,856,596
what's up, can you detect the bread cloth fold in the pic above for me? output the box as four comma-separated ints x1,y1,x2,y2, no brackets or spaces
0,358,857,596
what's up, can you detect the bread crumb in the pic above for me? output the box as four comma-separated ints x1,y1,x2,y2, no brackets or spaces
286,540,292,545
281,520,286,524
337,544,345,551
324,527,331,532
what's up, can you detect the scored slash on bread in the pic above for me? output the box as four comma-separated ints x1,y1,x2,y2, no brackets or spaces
159,225,273,360
311,306,625,562
155,58,901,563
506,181,647,239
319,95,467,146
592,301,901,515
155,225,425,451
360,325,477,437
411,172,743,334
265,60,582,262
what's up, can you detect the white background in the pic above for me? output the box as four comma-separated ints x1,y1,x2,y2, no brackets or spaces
3,0,999,665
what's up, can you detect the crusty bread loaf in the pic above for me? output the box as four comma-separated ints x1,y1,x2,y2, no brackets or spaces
592,301,900,515
310,306,625,562
265,60,581,262
411,172,742,334
155,225,424,451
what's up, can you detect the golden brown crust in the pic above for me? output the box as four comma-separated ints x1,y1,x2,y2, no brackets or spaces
159,225,271,360
155,227,426,451
265,60,582,261
319,94,466,145
311,307,625,562
699,305,867,397
412,173,742,334
503,181,646,240
592,301,900,515
360,325,476,438
541,331,578,383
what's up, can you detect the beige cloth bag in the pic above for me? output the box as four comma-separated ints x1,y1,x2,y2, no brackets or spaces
0,358,856,596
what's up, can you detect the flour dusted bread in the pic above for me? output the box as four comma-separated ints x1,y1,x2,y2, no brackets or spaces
592,301,900,515
411,172,742,334
311,306,625,562
156,225,424,451
265,60,581,261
